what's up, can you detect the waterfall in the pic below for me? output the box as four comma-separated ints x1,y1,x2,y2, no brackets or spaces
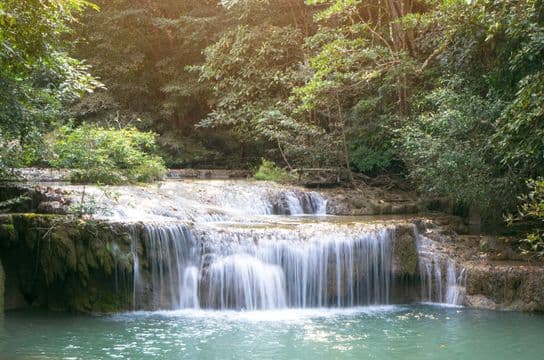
134,223,396,310
142,224,198,309
205,254,287,310
270,191,327,215
130,226,142,310
130,222,466,310
445,262,467,305
253,228,393,308
200,227,394,309
180,266,200,309
416,231,467,305
99,181,467,311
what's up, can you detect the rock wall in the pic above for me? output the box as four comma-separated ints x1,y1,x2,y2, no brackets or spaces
392,225,419,276
0,214,135,312
464,262,544,312
0,259,4,315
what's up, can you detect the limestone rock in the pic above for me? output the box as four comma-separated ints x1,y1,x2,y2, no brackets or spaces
464,262,544,311
392,225,419,276
464,295,498,310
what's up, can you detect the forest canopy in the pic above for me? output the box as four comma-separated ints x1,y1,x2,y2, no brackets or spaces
0,0,543,235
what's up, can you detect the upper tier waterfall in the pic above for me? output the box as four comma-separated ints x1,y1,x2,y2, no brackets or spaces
67,180,327,223
67,180,466,311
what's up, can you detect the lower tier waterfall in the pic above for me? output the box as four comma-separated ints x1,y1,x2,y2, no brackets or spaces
58,180,466,311
416,231,467,305
131,221,466,311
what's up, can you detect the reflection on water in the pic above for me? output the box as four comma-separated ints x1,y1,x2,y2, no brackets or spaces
1,305,544,360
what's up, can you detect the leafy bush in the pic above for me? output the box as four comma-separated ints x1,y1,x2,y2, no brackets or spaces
508,179,544,259
398,82,508,219
48,125,166,184
253,159,292,182
0,132,46,173
349,142,393,175
68,186,119,218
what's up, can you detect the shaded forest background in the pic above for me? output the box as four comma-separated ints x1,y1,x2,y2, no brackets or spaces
0,0,542,244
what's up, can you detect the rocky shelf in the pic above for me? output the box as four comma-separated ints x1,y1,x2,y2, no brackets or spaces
0,177,542,314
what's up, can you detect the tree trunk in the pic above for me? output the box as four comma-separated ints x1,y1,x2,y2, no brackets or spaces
336,94,353,183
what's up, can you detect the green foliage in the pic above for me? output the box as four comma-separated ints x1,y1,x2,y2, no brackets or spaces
396,0,544,223
196,22,309,166
48,125,166,184
68,186,119,218
399,80,506,215
71,0,232,167
508,179,544,259
349,142,393,175
0,130,49,180
254,159,293,182
4,0,542,239
0,0,99,142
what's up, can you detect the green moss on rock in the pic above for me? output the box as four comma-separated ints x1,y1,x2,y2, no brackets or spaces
392,224,419,276
0,222,16,246
0,260,5,315
3,214,137,313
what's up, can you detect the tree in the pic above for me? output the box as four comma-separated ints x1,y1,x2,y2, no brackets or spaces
72,0,229,166
0,0,98,170
196,0,316,168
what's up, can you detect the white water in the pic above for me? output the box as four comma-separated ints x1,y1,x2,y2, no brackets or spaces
416,230,467,305
132,221,466,310
139,224,197,309
62,180,465,310
64,180,327,222
134,222,398,310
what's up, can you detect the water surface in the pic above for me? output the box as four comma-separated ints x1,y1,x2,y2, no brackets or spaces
1,305,543,359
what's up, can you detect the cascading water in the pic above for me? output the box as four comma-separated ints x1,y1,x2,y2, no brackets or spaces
74,180,465,311
416,230,467,305
445,262,466,305
139,224,197,309
200,226,395,309
271,191,327,215
133,222,398,311
180,266,200,309
129,225,141,310
205,254,287,310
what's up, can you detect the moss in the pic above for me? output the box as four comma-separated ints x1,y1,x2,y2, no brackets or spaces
66,277,132,313
392,225,419,276
20,213,61,220
0,260,5,315
4,214,136,313
40,227,78,284
0,223,16,246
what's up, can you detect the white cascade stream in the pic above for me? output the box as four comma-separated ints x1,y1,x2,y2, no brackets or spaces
65,180,465,310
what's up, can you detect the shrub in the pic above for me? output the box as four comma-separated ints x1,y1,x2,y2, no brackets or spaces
48,124,166,184
253,159,292,182
508,179,544,259
0,132,46,177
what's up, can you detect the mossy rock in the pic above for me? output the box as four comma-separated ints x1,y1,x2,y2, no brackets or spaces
0,215,16,247
392,225,419,276
4,214,137,313
0,260,5,314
